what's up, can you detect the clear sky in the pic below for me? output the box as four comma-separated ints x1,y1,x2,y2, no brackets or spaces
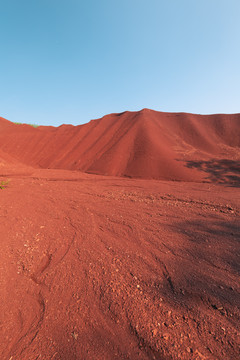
0,0,240,126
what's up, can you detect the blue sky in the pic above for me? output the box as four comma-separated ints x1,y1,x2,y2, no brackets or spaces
0,0,239,126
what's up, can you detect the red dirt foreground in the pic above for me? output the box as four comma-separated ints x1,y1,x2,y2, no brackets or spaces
0,110,239,359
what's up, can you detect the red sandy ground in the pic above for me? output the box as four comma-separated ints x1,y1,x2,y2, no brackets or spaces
0,110,239,359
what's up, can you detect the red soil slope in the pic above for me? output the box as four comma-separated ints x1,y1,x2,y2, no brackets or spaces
0,110,239,359
0,109,239,182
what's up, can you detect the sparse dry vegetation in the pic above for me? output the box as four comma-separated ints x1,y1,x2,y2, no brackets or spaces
13,122,38,128
0,180,9,189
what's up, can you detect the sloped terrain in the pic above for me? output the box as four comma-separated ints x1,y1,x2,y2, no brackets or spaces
0,109,239,182
0,110,239,359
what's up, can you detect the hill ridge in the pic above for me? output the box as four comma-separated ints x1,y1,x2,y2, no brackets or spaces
0,109,239,181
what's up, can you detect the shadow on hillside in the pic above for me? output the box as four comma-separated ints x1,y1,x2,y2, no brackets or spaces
186,159,240,187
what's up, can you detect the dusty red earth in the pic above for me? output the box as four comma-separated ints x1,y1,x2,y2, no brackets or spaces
0,110,239,359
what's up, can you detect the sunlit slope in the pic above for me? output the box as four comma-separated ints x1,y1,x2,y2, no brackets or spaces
0,110,239,180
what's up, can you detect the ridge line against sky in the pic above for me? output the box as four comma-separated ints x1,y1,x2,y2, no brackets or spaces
1,0,240,126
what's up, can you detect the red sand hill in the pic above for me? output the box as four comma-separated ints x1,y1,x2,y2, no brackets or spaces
0,110,240,360
0,109,239,181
